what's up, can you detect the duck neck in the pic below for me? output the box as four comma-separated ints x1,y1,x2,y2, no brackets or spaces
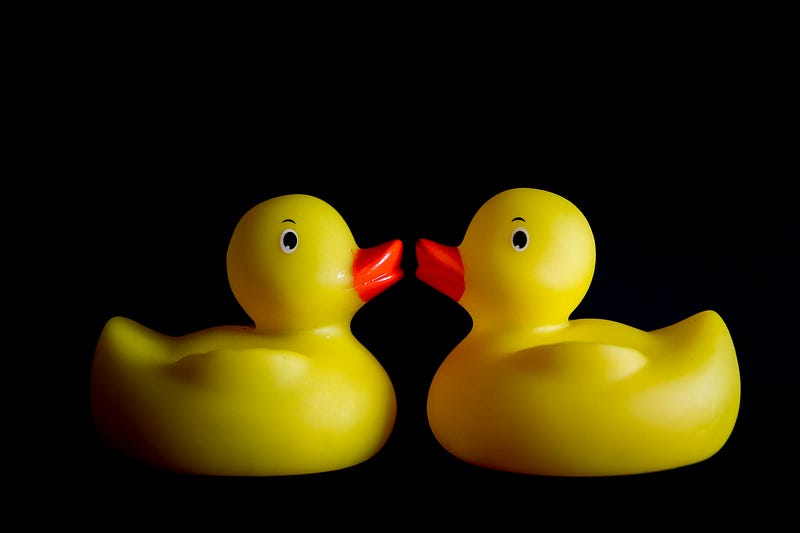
251,321,351,339
470,315,570,337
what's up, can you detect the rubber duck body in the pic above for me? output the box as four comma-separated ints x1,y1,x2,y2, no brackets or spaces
91,194,403,476
416,188,740,476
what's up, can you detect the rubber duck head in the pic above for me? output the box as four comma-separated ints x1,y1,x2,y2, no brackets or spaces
227,194,403,333
416,188,595,330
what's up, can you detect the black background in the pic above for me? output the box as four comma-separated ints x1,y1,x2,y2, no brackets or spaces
26,17,798,526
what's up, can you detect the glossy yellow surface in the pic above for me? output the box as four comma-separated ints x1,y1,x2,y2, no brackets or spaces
91,194,402,476
418,188,740,476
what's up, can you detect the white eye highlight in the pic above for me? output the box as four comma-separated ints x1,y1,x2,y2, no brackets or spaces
280,228,299,254
511,227,529,251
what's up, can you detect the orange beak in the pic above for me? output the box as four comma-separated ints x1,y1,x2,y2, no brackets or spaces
415,238,465,302
353,239,404,302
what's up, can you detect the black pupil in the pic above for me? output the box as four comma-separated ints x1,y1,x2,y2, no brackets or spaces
512,230,527,249
283,231,298,250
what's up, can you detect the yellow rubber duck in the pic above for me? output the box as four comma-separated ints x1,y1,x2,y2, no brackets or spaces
90,194,403,476
416,187,740,476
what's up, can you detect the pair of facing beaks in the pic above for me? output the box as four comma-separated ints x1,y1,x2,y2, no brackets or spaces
354,238,464,303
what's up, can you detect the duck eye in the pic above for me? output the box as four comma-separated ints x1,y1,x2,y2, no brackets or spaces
511,227,529,251
280,229,299,254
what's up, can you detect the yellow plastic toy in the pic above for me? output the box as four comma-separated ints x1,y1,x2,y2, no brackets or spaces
416,187,740,476
90,194,403,476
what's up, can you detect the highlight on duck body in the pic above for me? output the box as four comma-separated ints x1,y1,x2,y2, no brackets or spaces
90,194,403,476
415,187,741,477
